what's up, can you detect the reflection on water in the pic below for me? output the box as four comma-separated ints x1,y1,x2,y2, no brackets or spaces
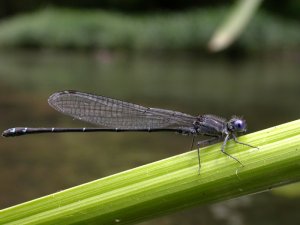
0,50,299,224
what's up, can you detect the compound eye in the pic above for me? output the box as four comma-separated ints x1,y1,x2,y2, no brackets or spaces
234,119,246,132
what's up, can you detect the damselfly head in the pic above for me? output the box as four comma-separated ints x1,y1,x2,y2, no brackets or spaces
227,116,247,133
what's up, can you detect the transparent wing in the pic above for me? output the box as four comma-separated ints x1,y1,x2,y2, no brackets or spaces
48,91,196,129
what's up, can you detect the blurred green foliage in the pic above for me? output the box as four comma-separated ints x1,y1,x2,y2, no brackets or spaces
0,8,222,50
0,8,299,52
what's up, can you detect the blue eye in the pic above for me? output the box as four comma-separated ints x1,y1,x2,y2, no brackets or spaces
236,121,242,128
234,119,246,131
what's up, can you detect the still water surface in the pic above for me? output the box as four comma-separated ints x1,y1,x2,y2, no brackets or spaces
0,50,299,224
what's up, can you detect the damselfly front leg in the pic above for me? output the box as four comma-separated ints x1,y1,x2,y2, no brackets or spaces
221,133,258,167
232,133,259,150
221,133,244,167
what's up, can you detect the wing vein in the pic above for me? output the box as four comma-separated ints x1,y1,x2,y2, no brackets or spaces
48,91,195,129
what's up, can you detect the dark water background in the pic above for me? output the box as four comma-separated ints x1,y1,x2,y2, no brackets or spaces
0,50,299,225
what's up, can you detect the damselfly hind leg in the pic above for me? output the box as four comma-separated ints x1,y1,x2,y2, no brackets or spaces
195,137,219,174
190,136,195,150
190,136,201,175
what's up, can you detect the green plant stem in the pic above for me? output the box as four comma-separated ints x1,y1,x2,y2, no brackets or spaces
1,119,300,225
